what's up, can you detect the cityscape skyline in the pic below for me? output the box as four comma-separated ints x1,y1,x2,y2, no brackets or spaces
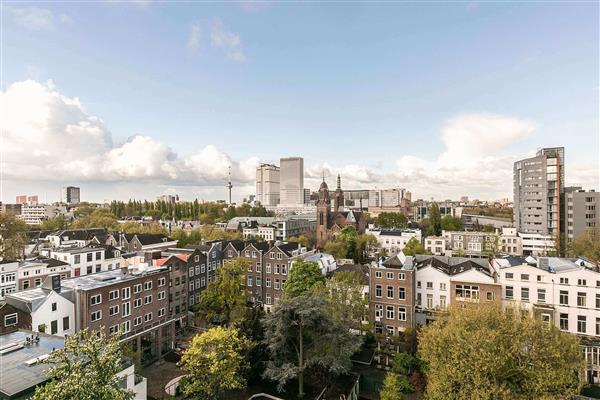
1,2,599,203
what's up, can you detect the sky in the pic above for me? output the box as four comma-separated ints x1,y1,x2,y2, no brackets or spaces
1,1,599,203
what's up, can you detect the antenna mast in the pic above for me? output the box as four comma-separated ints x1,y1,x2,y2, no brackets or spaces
226,166,233,205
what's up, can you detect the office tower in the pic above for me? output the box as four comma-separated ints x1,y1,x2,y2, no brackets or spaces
563,187,599,243
62,186,81,205
513,147,564,236
15,195,27,205
279,157,304,205
255,163,280,207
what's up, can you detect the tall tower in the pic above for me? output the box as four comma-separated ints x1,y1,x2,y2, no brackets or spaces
226,166,233,205
316,177,331,249
333,174,344,212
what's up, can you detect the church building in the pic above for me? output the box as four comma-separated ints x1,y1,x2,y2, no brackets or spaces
316,175,368,249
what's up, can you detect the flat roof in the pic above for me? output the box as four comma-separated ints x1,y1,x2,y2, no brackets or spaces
61,266,167,291
0,330,65,399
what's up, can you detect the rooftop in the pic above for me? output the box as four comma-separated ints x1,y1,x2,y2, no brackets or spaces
0,330,65,399
61,267,167,291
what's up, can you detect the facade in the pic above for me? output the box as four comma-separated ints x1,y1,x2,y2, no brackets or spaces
413,200,460,222
518,231,555,256
119,233,178,252
16,257,71,291
18,205,69,225
0,262,19,300
368,189,412,217
513,147,564,236
40,244,123,277
500,227,522,255
461,214,512,231
564,188,599,244
441,230,500,257
0,302,31,334
61,186,81,204
316,178,367,249
256,163,280,207
279,157,304,205
157,194,179,204
424,236,446,256
370,254,415,336
0,203,22,216
368,229,422,254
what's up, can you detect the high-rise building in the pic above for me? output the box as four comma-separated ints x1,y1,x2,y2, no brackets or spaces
563,187,599,243
279,157,304,205
255,163,280,207
15,195,27,205
61,186,81,205
513,147,564,236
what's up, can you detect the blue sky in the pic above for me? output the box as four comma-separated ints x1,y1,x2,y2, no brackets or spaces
1,1,598,202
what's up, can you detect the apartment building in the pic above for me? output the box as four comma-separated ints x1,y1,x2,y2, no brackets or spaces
424,236,446,256
370,254,415,337
241,242,270,303
0,262,19,300
442,230,500,257
46,228,108,248
563,188,599,243
413,200,460,222
118,233,178,253
0,203,22,217
518,231,555,256
500,227,522,255
279,157,304,205
40,244,123,277
16,257,71,291
513,147,564,236
368,229,422,254
256,163,280,207
18,204,70,225
153,255,188,326
0,302,31,334
262,242,308,310
61,186,81,204
165,248,207,309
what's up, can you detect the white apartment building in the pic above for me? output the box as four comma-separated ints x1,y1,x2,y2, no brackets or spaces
442,230,500,257
0,262,19,299
518,231,555,256
500,227,522,255
40,245,124,277
243,225,277,241
424,236,446,256
368,229,422,254
17,205,70,225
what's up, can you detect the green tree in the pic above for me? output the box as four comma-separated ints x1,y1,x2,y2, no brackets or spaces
355,233,378,263
319,270,369,333
440,215,463,231
376,212,409,229
418,303,584,400
40,215,71,230
380,374,414,400
262,294,362,397
0,214,28,260
196,257,249,325
71,209,119,230
119,222,168,235
427,203,442,236
323,240,349,259
180,327,251,400
391,352,421,375
567,228,600,260
284,259,325,298
402,237,429,256
32,329,134,400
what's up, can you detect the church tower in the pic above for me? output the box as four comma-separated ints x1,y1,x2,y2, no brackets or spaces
316,178,331,249
333,174,344,212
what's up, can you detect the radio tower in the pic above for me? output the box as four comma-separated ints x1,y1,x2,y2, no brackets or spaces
226,166,233,205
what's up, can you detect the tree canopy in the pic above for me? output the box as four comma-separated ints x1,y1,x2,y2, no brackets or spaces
418,302,584,400
0,214,28,260
262,293,362,397
401,237,430,256
196,257,249,325
426,203,442,236
440,215,463,231
180,326,251,400
284,259,325,298
323,226,378,263
376,212,409,229
32,329,134,400
567,228,600,261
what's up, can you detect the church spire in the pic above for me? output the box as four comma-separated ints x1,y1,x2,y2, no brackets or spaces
337,174,341,190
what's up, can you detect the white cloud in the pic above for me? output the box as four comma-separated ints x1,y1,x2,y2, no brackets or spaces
187,23,201,52
0,80,257,187
210,19,246,62
9,7,72,31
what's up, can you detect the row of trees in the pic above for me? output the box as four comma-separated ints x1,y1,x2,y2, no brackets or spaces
373,206,464,236
323,226,378,263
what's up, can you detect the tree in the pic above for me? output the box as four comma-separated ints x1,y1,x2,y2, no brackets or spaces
40,215,71,230
380,374,414,400
567,228,600,261
355,234,378,263
32,329,134,400
427,203,442,236
391,352,421,375
180,327,251,400
71,209,119,230
376,213,409,229
196,257,249,325
262,294,362,397
418,302,584,400
284,259,325,298
323,240,349,260
440,215,463,231
402,237,429,256
119,222,168,235
0,214,28,260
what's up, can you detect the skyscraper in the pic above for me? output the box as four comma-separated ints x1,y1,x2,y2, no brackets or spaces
279,157,304,205
62,186,81,205
255,163,280,207
513,147,564,236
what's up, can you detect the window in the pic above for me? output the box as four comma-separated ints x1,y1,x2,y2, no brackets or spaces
375,271,382,278
596,293,600,309
121,320,131,334
195,255,200,262
520,274,529,281
134,284,142,293
375,285,382,298
426,294,433,308
398,273,405,280
201,277,206,287
158,308,166,318
577,316,586,333
122,302,131,317
417,281,421,288
266,294,272,305
440,295,446,308
387,286,393,299
577,292,586,307
560,277,568,285
90,294,102,305
440,283,446,291
521,287,529,301
134,298,142,308
375,304,383,318
50,320,58,335
386,272,393,279
266,277,271,287
51,302,57,311
95,251,102,260
541,313,551,326
144,295,152,305
537,275,542,282
109,305,119,316
74,255,81,264
559,290,569,306
398,307,406,321
537,289,546,303
158,291,166,300
109,290,119,301
122,287,131,300
559,313,568,331
63,316,69,331
386,305,394,320
256,264,262,273
486,292,495,301
91,310,102,322
87,253,93,262
455,284,480,300
426,282,433,290
144,313,153,322
398,287,406,300
578,279,587,286
201,264,206,273
247,276,253,287
4,313,17,327
281,264,287,275
134,316,142,326
274,279,280,290
596,317,600,336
